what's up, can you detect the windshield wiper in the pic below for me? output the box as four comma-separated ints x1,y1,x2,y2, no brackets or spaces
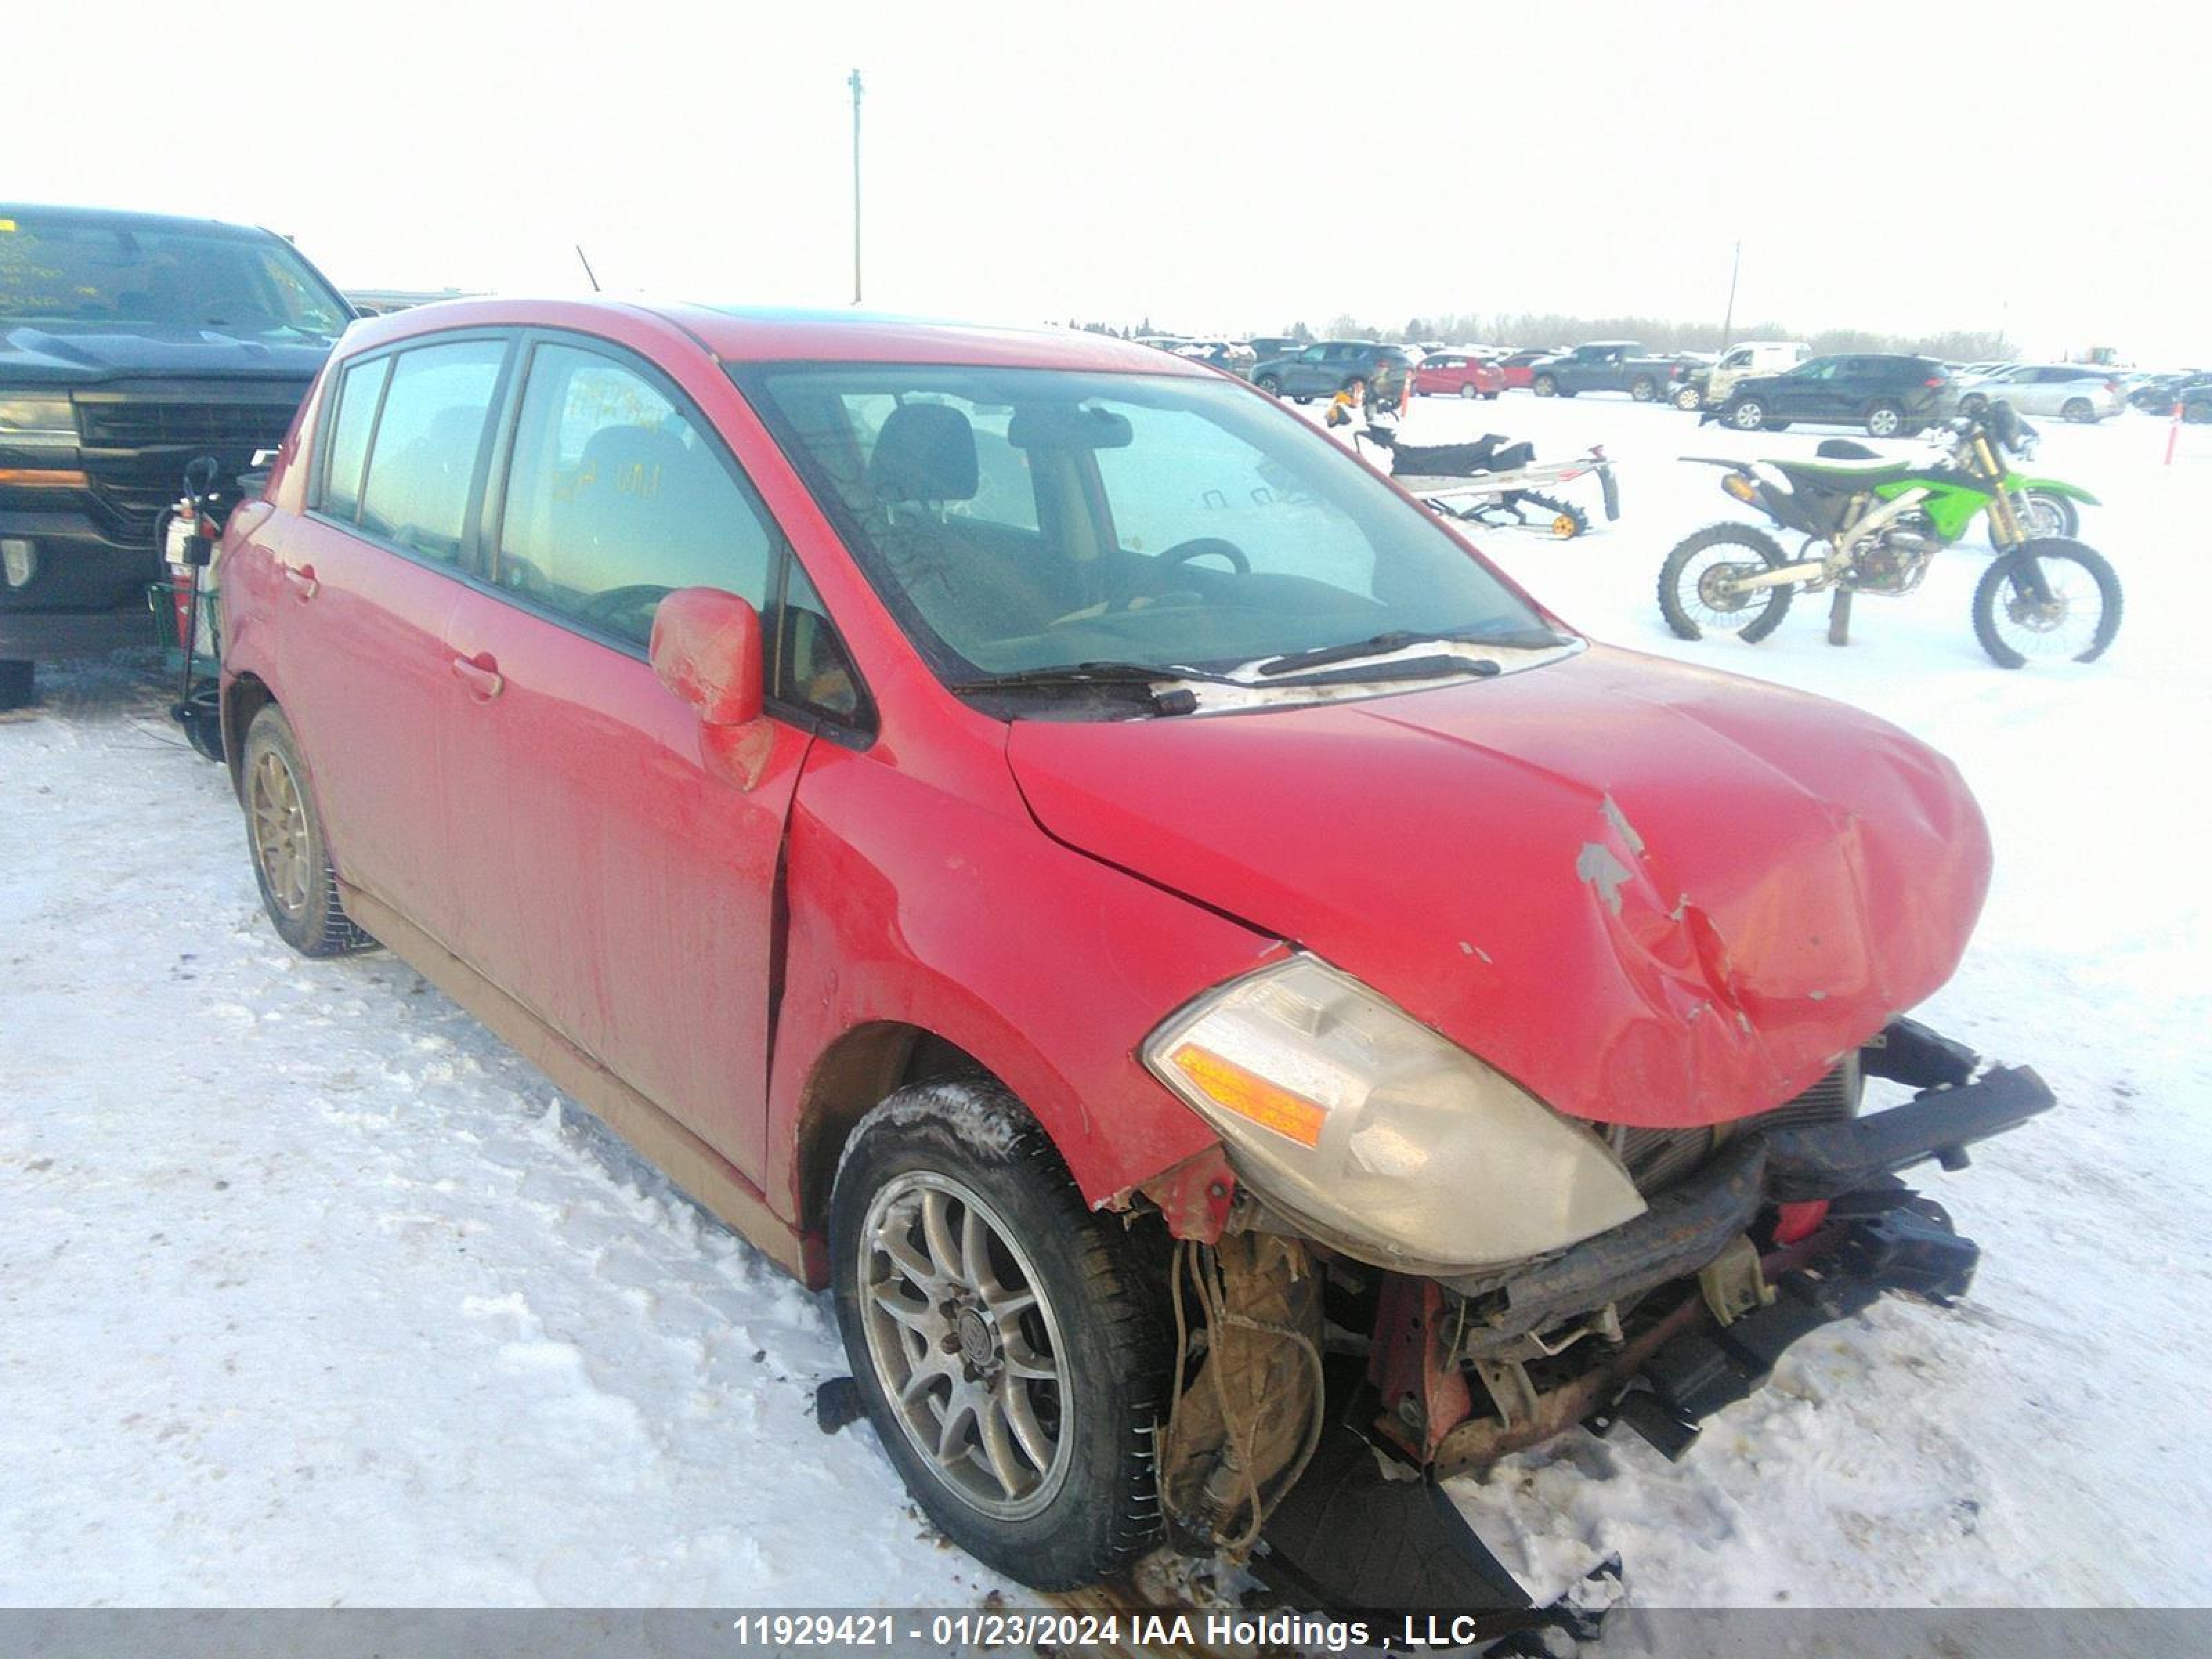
949,661,1231,713
1264,653,1501,689
1253,625,1569,677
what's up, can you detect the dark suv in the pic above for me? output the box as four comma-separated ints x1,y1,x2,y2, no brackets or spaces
1251,339,1414,405
0,204,353,707
1709,353,1956,438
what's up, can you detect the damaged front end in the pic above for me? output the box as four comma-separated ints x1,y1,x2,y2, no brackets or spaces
1138,1009,2052,1624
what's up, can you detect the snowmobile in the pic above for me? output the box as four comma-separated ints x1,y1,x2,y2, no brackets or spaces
1356,426,1620,539
1658,402,2121,668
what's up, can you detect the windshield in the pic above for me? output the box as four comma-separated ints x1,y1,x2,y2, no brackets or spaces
0,216,351,339
739,364,1552,686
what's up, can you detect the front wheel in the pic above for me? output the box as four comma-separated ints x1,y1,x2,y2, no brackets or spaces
1255,374,1281,396
1971,538,2123,668
1671,384,1703,411
1533,373,1558,397
1725,397,1767,431
830,1079,1170,1591
2061,397,2094,423
1658,522,1796,643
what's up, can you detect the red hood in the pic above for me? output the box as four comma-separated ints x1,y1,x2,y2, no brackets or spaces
1005,646,1990,1130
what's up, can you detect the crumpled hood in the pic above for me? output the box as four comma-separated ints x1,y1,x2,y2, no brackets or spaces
1,323,332,386
1005,646,1991,1130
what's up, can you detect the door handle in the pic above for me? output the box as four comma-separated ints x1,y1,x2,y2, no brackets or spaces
449,654,504,700
283,563,319,600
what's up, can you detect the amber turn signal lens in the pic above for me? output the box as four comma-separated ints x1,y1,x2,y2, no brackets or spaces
1167,1042,1328,1149
0,469,90,488
1723,472,1758,503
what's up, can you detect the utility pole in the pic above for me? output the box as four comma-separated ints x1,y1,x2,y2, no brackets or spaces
1720,240,1741,348
849,68,864,306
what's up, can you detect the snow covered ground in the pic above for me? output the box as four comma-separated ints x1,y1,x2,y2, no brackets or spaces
2,392,2207,1616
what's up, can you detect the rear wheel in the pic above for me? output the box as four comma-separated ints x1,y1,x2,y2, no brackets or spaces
1630,375,1657,402
1866,401,1905,438
1255,374,1281,396
0,659,32,712
1658,522,1795,643
830,1079,1170,1591
1971,538,2123,668
2061,397,2094,423
1671,384,1703,411
1457,382,1480,400
1533,373,1558,397
241,704,376,957
2016,490,2079,541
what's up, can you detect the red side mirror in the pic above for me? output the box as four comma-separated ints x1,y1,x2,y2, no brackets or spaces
649,588,763,728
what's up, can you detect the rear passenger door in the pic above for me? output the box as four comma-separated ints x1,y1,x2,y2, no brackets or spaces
281,332,513,944
437,335,844,1183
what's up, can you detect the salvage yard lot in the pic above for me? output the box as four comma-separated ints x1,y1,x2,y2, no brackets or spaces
3,393,2208,1610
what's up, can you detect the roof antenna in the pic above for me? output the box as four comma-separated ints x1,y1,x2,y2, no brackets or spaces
575,244,601,293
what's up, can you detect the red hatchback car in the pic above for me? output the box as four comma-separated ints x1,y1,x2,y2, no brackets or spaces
1411,352,1506,400
218,298,2051,1600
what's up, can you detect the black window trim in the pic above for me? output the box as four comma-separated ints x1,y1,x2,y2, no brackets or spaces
473,326,877,743
303,324,523,585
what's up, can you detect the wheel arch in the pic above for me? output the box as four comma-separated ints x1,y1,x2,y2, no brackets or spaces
221,671,279,800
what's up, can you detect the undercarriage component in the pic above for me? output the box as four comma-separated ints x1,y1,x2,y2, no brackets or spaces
1253,1414,1534,1621
1367,1275,1472,1462
1156,1235,1325,1556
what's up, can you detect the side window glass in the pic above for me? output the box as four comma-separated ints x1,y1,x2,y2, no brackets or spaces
775,558,863,722
320,354,391,521
497,342,774,648
357,339,507,562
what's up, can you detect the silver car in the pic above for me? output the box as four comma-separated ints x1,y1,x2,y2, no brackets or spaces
1956,364,2125,423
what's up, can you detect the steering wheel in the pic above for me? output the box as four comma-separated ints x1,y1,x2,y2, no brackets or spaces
1107,537,1250,613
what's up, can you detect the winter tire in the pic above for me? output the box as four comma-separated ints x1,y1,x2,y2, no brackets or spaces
1658,522,1795,644
830,1078,1170,1591
1533,373,1557,397
1630,375,1656,402
0,658,32,712
1866,401,1905,438
1971,537,2123,669
241,704,376,957
1726,397,1766,431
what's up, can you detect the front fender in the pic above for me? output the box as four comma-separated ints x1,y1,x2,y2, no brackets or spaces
766,738,1279,1246
2010,474,2101,506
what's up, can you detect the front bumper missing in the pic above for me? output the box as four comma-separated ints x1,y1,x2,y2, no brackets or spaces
1458,1058,2054,1353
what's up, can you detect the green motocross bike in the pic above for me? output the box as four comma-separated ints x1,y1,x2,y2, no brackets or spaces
1658,402,2121,668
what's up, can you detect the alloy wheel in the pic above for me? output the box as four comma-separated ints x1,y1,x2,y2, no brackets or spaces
856,1172,1073,1521
249,749,312,919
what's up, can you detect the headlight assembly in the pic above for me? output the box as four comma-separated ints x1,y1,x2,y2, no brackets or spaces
1143,956,1645,1273
0,395,78,451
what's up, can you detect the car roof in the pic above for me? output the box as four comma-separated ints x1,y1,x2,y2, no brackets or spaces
0,200,291,243
338,297,1216,376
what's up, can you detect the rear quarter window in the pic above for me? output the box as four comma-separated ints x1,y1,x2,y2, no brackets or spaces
319,355,391,521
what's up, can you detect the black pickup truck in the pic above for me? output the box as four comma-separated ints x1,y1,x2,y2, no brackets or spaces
1,204,351,708
1528,340,1691,402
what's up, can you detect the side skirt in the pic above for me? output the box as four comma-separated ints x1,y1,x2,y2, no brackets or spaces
338,881,819,1285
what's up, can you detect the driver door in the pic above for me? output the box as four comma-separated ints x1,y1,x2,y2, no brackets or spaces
436,335,809,1182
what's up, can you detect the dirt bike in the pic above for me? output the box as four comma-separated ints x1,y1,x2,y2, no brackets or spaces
1657,402,2121,668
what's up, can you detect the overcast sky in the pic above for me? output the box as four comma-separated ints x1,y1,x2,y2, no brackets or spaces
12,0,2207,361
